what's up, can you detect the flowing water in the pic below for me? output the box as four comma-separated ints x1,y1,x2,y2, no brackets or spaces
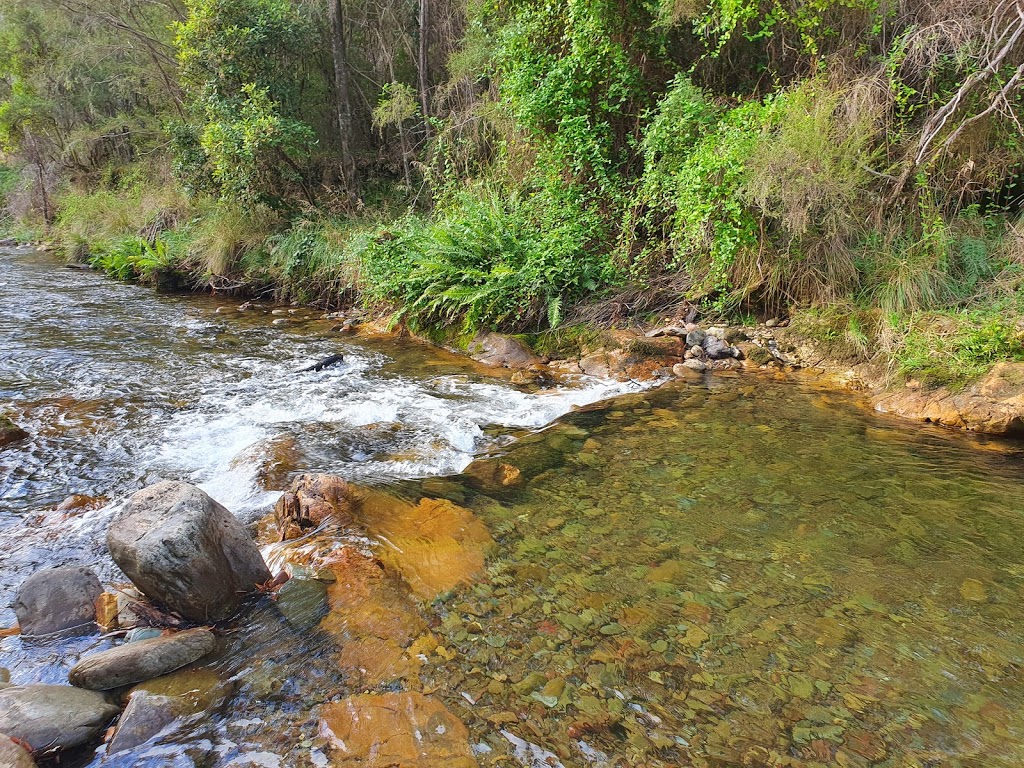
3,246,1024,767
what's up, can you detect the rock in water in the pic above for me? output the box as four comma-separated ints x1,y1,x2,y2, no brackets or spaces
467,332,542,369
13,566,103,637
107,481,272,622
320,692,477,767
107,667,229,754
69,628,217,690
0,685,119,753
274,473,356,540
0,415,28,447
0,735,34,768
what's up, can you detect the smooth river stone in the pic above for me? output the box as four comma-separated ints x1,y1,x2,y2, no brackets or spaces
69,628,216,690
107,481,271,621
0,685,119,752
0,735,34,767
13,565,103,637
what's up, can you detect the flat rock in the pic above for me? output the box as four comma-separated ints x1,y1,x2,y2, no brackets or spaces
873,362,1024,435
69,628,216,690
320,692,477,767
0,734,34,767
107,481,272,621
13,565,102,637
0,685,119,753
467,332,541,370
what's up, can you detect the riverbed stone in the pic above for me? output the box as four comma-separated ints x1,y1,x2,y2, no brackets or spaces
0,415,28,447
107,667,228,754
274,473,356,540
320,692,477,767
69,627,216,690
0,734,34,767
0,685,119,753
107,481,272,622
354,491,494,600
276,577,328,631
13,565,102,637
467,332,541,370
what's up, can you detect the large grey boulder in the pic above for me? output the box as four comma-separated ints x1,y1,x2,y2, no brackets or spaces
13,565,102,637
0,685,119,753
0,734,35,767
107,481,271,622
69,628,217,691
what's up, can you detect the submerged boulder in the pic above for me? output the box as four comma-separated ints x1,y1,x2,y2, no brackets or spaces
107,667,230,754
320,692,476,768
0,684,119,753
13,565,103,638
107,481,272,622
68,628,217,691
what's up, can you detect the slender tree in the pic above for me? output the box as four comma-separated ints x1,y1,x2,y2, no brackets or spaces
327,0,359,199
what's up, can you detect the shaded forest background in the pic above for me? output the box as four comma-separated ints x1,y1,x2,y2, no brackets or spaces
2,0,1024,382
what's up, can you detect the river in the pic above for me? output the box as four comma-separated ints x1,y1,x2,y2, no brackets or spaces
3,246,1024,767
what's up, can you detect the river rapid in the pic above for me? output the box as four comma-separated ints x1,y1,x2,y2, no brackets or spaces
3,246,1024,767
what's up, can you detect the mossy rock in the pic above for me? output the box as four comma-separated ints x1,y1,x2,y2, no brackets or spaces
0,415,28,447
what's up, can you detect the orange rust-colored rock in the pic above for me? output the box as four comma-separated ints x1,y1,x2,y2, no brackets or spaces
56,494,108,512
872,362,1024,436
319,548,427,686
319,692,477,768
356,491,495,600
232,435,303,491
94,592,119,632
274,473,357,540
462,459,522,491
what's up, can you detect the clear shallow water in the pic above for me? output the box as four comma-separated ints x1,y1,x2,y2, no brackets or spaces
0,247,636,622
3,247,1024,767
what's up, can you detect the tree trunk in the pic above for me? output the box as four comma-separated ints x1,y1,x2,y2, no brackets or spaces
327,0,358,200
418,0,431,137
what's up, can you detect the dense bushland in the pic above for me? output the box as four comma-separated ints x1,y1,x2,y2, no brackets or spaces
2,0,1024,382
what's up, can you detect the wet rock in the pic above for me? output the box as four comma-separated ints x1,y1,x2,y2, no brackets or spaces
13,565,102,638
319,549,427,686
320,692,476,767
276,578,328,631
69,628,216,691
107,667,229,754
462,458,523,491
107,481,272,622
682,359,708,372
274,473,356,541
672,363,704,380
0,734,34,767
0,415,29,447
0,685,119,753
230,435,302,491
873,362,1024,436
467,332,542,370
355,491,495,600
55,494,108,512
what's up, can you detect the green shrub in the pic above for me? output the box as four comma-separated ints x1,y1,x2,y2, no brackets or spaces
361,184,619,331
